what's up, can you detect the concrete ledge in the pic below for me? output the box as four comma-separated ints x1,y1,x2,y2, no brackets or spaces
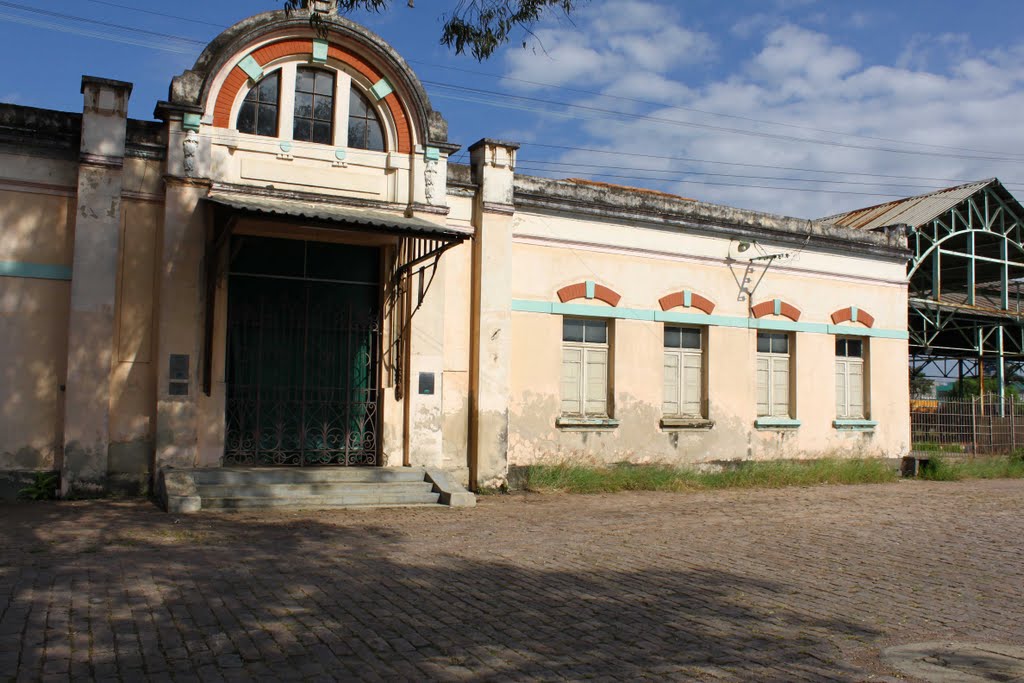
157,468,201,513
661,417,715,430
754,418,801,431
556,416,621,430
424,468,476,508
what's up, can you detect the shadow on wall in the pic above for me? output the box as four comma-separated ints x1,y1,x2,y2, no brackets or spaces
2,501,878,679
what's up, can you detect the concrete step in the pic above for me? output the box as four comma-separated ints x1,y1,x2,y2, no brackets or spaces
190,467,427,486
200,490,442,510
194,481,436,499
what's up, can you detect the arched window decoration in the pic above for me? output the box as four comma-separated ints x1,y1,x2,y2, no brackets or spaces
348,86,385,152
293,67,335,144
236,71,280,137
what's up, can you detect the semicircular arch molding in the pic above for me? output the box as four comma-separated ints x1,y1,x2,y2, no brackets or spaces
164,11,446,152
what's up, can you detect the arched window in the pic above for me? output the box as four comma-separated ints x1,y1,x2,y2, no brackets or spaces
236,71,280,137
293,67,335,144
348,86,385,152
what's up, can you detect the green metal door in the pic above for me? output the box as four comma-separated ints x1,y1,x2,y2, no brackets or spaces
224,236,381,466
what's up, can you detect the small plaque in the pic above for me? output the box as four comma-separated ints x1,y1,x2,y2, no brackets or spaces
169,354,189,381
418,372,435,395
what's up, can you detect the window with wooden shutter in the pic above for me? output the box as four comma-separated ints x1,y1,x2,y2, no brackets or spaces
835,337,866,418
756,332,791,418
561,318,610,417
663,326,704,417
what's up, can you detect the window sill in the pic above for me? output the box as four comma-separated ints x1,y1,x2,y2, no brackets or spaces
833,419,877,432
556,416,620,430
754,417,801,431
661,417,715,430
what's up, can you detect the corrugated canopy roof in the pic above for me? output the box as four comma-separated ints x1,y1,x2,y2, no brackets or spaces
206,190,468,239
822,179,997,230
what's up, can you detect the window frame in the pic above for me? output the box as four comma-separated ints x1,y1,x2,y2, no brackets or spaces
236,70,281,138
835,336,867,419
560,318,611,418
229,59,394,152
663,325,705,418
292,66,336,145
756,332,793,418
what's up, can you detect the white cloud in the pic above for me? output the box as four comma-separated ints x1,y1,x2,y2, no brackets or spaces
499,12,1024,219
502,0,715,94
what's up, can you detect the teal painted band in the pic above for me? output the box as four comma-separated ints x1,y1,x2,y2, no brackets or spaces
585,280,595,299
513,299,909,339
0,261,72,281
683,290,692,308
851,305,859,323
238,54,264,82
773,298,782,316
754,319,830,334
826,324,908,340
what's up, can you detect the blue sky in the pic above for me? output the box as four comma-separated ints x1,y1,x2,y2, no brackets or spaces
2,0,1023,218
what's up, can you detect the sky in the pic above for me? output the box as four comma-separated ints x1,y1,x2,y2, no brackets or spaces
2,0,1023,219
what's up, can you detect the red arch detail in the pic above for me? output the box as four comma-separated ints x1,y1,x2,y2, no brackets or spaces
751,300,801,321
212,38,413,154
830,307,875,328
556,283,621,307
658,291,716,314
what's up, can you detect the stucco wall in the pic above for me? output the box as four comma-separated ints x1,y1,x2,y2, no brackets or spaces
507,209,911,466
0,173,76,472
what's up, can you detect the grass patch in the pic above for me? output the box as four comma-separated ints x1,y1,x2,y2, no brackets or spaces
920,454,1024,481
522,458,898,494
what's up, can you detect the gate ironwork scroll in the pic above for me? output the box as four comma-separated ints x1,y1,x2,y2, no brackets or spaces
225,276,380,467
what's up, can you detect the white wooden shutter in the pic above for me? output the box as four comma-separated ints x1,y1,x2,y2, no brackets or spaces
561,347,583,415
682,351,702,416
848,360,864,418
584,348,608,416
771,356,789,417
756,356,770,416
663,351,680,415
835,360,848,417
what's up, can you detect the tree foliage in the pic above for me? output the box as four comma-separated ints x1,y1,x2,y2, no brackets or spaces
284,0,580,60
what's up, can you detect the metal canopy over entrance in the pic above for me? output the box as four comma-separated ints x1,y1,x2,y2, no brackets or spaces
202,187,468,466
826,179,1024,405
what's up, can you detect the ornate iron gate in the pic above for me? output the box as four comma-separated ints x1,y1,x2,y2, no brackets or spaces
224,238,381,466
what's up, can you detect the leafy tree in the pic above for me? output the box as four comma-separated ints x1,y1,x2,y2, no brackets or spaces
909,366,935,399
284,0,581,60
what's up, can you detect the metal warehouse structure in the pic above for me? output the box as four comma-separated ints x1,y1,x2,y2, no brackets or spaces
826,178,1024,404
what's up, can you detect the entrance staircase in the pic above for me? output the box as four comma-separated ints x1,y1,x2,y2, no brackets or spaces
158,467,475,513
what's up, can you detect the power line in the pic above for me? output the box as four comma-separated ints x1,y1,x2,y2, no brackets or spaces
515,158,1023,193
0,11,198,53
82,0,228,29
3,0,1022,194
409,58,1023,160
425,80,1024,164
0,1,207,44
520,142,1023,187
514,164,914,198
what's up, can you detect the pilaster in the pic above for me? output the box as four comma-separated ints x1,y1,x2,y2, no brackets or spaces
468,139,518,488
61,76,132,496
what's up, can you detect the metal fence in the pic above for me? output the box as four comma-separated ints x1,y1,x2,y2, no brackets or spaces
911,396,1024,455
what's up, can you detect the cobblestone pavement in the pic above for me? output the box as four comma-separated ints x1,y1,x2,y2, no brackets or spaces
3,479,1024,682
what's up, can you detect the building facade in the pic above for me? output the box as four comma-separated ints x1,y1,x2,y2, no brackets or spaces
0,8,911,499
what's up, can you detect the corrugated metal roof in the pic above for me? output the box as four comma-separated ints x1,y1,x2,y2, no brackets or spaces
822,179,996,230
206,190,469,238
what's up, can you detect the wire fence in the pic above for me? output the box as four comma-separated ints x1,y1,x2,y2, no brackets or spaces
911,396,1024,455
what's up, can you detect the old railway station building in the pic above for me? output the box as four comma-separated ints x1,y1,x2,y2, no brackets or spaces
0,7,911,506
